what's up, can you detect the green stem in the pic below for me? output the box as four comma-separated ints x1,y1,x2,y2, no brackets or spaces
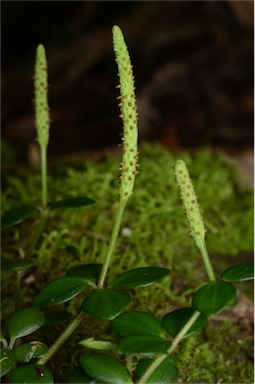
26,209,48,258
1,337,8,349
9,337,16,350
197,240,216,282
167,310,200,354
37,197,127,365
41,145,47,209
37,311,85,365
137,311,200,384
136,354,167,384
98,197,127,288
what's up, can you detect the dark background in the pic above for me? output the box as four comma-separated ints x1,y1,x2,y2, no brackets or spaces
1,1,254,162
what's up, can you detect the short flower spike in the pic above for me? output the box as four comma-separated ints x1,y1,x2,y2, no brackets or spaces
112,25,139,200
34,44,50,148
174,159,206,247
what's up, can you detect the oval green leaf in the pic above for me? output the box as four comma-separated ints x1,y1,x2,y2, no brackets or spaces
48,196,95,210
221,263,254,282
135,355,178,383
112,311,164,337
9,364,53,383
79,338,116,351
82,289,131,320
66,263,103,281
161,308,207,338
33,276,88,307
8,307,45,342
118,335,170,356
1,206,38,230
192,281,236,316
110,267,170,289
1,256,34,272
80,354,133,384
14,341,48,363
0,348,16,378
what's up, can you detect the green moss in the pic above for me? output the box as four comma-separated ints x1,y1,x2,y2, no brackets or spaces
177,320,254,383
1,142,253,382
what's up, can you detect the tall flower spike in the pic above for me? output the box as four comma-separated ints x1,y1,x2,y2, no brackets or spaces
34,44,50,148
174,159,206,248
112,25,139,200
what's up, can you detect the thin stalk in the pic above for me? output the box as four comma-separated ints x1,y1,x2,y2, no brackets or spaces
1,337,8,349
9,338,16,350
97,198,127,288
41,145,47,209
167,310,200,354
26,209,48,258
37,198,128,364
136,354,167,384
197,240,216,282
37,311,85,365
137,311,201,384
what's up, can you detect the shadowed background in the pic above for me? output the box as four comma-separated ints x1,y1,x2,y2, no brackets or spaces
1,1,254,163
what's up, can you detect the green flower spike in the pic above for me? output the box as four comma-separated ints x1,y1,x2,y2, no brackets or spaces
175,159,215,281
97,26,139,289
112,25,139,200
34,44,50,209
34,44,50,149
174,160,205,247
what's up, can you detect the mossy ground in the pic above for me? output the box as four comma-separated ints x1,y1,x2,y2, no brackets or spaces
1,142,254,383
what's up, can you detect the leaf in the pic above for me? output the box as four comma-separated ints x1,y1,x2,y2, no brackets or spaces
82,289,131,320
44,310,72,324
221,263,254,282
112,311,164,337
48,196,95,210
79,338,116,351
68,366,96,384
0,348,16,378
1,206,38,229
33,276,88,307
135,355,178,383
161,308,207,338
9,364,53,383
14,341,48,363
66,264,103,281
80,354,133,384
110,267,170,289
118,335,170,356
192,281,236,316
8,307,45,343
1,256,34,272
